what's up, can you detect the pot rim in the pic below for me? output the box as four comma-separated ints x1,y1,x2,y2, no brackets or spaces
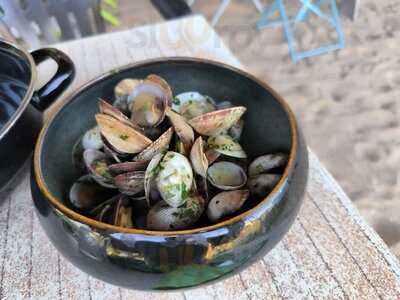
34,57,299,236
0,39,38,140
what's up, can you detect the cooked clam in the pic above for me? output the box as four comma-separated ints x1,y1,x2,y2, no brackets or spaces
114,79,142,114
134,127,173,161
83,149,116,188
165,107,194,150
146,74,173,106
147,195,204,230
207,190,249,222
98,98,133,127
207,134,247,158
204,149,221,164
114,171,145,196
247,174,280,198
188,106,246,136
82,126,103,150
172,91,216,120
112,196,133,228
69,175,113,210
207,161,247,190
156,151,193,207
72,127,103,170
190,136,208,178
248,153,288,177
128,80,168,127
96,113,152,154
109,161,149,175
144,153,165,206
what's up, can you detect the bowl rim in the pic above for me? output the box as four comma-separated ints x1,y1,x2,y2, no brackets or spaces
34,57,298,236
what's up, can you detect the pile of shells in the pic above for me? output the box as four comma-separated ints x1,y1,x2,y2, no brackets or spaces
69,74,288,231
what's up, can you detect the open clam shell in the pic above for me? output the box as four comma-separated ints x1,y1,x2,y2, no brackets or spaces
96,113,152,154
128,80,168,127
207,161,247,190
112,196,133,228
207,134,247,159
98,98,133,127
248,153,289,177
156,151,193,208
134,127,173,161
82,126,103,150
204,149,221,164
207,190,249,222
147,195,205,230
190,136,208,178
172,91,216,120
144,153,165,207
188,106,246,136
165,107,194,150
247,174,281,198
69,175,113,211
83,149,116,189
90,195,119,221
114,79,142,114
109,161,149,175
146,74,173,106
72,127,103,170
114,171,145,196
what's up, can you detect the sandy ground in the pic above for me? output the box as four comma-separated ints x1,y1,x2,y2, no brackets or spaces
107,0,400,256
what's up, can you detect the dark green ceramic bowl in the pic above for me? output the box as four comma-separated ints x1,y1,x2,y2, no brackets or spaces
31,58,308,290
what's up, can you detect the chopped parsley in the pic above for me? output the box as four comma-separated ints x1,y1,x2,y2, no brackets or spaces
119,134,129,140
172,97,181,105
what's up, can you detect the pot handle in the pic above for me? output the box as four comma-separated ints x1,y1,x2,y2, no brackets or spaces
30,48,75,111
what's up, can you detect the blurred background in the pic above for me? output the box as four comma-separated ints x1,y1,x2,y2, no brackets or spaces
1,0,399,256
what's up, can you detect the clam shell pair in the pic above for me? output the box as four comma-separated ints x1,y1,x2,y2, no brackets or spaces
247,153,288,198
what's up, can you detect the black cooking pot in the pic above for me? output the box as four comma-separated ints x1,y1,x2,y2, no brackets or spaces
0,39,74,191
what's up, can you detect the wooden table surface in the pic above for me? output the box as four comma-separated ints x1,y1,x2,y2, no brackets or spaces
1,16,400,299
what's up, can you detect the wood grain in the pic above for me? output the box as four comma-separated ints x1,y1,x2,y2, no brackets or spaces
1,16,399,299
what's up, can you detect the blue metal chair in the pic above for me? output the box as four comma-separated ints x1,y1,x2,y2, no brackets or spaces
257,0,345,62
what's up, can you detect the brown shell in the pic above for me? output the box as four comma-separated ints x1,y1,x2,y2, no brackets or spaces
98,98,133,127
134,127,173,161
190,136,208,178
188,106,246,136
109,161,149,175
165,107,194,150
96,113,152,154
207,190,249,222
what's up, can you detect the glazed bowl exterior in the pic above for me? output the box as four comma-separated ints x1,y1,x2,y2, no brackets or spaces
31,58,308,290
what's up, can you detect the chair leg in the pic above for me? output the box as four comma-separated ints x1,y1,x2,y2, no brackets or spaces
211,0,231,26
256,0,281,30
251,0,263,12
339,0,359,20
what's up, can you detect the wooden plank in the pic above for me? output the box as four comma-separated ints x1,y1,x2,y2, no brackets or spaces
307,151,400,298
239,260,282,300
284,221,346,299
30,216,61,299
0,171,33,299
299,195,379,299
263,242,314,299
